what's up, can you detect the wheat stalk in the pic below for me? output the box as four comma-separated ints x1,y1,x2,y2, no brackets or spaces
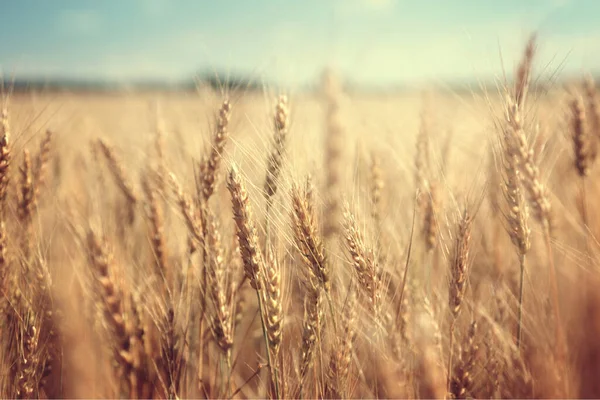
449,321,478,399
98,139,139,224
500,131,531,348
227,164,280,396
299,285,323,385
326,290,356,398
447,208,472,391
86,230,133,396
343,205,381,315
200,100,231,202
514,34,536,109
264,95,290,211
370,153,384,227
227,165,263,290
571,95,590,178
18,149,34,224
262,245,282,359
291,180,329,291
142,174,169,291
205,211,235,354
423,181,439,253
323,71,343,243
33,129,53,201
0,105,10,210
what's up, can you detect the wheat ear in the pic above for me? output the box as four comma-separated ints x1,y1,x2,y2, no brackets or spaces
200,100,231,201
264,95,290,212
98,139,139,224
227,164,279,396
447,209,472,391
343,205,381,315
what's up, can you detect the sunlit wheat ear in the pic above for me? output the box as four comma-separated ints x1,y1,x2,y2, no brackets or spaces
33,129,53,200
228,164,283,395
227,164,263,290
0,220,7,295
205,210,234,353
501,147,531,257
142,174,169,287
86,230,131,395
29,253,58,396
17,149,35,263
481,325,502,398
449,209,472,320
98,138,139,223
447,209,473,392
584,77,600,161
291,180,329,291
199,99,231,202
370,152,384,226
514,34,536,109
299,286,323,381
18,149,34,225
507,111,552,230
504,38,566,356
158,307,180,398
262,245,283,359
0,105,9,310
500,129,531,348
137,295,160,378
505,36,552,231
343,205,381,315
264,95,290,209
449,320,478,399
122,294,152,398
571,95,590,177
423,181,439,252
15,313,41,398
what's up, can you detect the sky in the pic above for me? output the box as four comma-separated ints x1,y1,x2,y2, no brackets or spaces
0,0,599,87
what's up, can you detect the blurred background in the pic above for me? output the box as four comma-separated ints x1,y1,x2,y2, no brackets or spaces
0,0,598,91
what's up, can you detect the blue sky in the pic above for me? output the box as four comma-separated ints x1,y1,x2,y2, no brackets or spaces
0,0,598,86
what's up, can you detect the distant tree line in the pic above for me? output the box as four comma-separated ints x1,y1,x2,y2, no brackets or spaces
2,71,267,93
3,71,597,94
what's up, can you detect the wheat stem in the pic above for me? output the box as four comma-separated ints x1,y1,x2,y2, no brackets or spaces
255,289,279,397
517,252,526,349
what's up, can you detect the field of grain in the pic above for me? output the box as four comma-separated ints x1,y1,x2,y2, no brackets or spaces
1,38,600,399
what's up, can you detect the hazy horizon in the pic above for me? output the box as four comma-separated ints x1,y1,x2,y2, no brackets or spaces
1,0,599,88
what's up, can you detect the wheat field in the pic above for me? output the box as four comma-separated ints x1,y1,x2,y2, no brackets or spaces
1,37,600,399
